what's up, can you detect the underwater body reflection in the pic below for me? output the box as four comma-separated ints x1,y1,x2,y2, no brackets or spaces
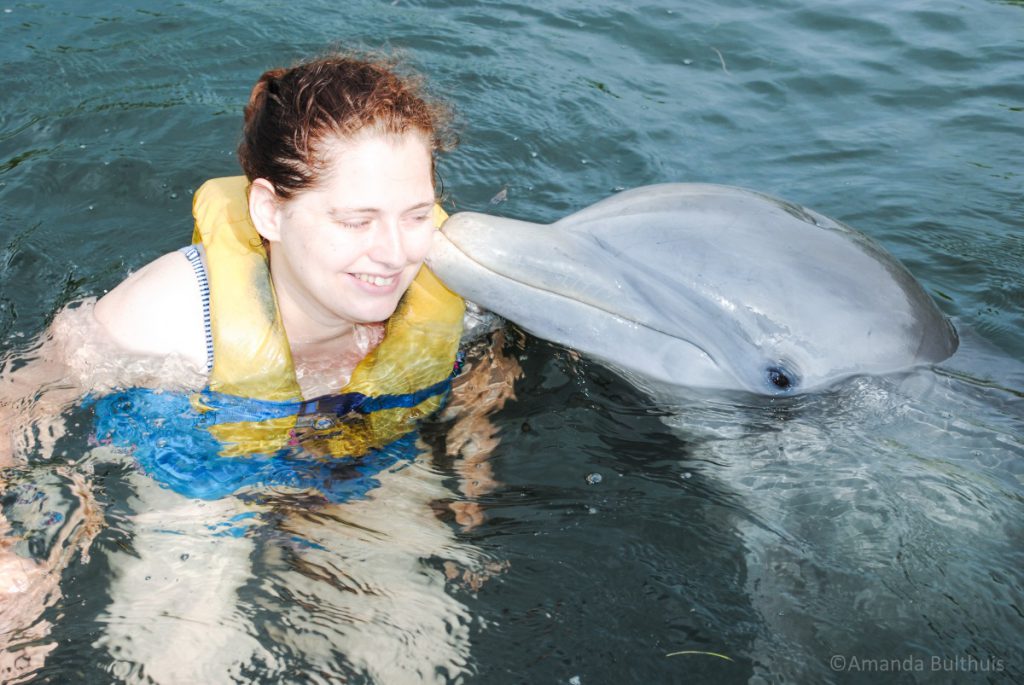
1,326,517,684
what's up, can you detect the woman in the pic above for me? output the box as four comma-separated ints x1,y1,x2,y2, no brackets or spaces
99,55,460,402
2,53,475,454
1,53,516,682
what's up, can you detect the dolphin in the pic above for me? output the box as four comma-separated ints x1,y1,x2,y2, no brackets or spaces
427,184,958,395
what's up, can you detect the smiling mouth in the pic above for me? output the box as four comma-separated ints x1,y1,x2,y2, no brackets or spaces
352,273,397,287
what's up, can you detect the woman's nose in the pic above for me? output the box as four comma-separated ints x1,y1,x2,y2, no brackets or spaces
367,219,405,267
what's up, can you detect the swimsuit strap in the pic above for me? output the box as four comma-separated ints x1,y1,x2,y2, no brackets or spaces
178,244,213,372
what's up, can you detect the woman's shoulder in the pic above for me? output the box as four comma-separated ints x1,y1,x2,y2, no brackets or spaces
93,249,208,369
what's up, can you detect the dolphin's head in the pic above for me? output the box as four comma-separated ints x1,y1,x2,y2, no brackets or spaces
428,184,958,395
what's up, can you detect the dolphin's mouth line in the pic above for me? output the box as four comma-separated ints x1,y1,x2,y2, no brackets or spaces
435,234,722,369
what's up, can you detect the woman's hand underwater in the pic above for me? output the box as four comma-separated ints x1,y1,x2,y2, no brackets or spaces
443,328,522,530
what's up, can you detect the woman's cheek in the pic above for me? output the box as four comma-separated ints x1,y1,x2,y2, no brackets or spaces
405,226,437,263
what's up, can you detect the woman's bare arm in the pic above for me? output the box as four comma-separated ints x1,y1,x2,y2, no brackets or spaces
0,250,208,467
92,250,208,366
0,308,91,468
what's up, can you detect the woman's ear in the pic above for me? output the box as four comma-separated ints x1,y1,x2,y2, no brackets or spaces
248,178,283,243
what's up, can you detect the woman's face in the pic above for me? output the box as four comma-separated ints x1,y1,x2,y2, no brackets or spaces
267,132,436,328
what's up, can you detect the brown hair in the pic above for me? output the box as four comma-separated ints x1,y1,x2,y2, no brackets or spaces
237,53,455,199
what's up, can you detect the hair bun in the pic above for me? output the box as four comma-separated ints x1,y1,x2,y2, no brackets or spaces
243,68,288,127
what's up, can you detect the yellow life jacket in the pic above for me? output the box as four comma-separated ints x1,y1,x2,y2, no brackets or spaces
189,176,464,458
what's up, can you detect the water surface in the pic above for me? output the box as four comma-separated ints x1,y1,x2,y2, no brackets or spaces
1,0,1022,683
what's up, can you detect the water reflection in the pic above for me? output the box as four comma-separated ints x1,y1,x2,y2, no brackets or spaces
94,451,485,683
0,330,518,683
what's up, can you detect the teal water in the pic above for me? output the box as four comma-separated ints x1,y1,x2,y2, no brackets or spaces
1,1,1022,683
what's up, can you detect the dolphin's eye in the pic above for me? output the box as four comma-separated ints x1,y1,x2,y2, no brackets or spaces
765,366,796,392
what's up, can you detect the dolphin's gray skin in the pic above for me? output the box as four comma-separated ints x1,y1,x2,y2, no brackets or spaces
427,184,958,395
